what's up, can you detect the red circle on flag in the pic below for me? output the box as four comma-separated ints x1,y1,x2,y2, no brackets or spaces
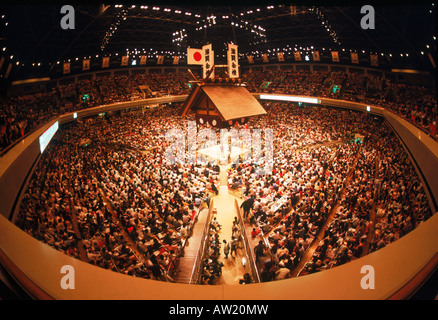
193,52,202,62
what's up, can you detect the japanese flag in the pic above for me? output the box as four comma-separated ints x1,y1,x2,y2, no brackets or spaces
187,48,204,65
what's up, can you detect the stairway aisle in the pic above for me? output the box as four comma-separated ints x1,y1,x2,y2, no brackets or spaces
212,165,249,285
172,207,209,283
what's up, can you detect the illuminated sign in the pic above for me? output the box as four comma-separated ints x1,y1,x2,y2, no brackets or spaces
260,81,271,89
367,106,371,112
73,112,77,119
39,121,59,154
259,94,320,104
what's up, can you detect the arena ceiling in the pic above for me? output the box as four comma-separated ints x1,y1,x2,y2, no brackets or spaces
0,2,436,80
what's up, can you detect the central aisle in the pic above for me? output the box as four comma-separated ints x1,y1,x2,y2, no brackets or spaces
211,165,250,285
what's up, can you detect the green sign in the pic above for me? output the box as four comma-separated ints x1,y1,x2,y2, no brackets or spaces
332,85,340,94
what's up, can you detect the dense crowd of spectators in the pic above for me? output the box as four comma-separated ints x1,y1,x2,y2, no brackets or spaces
0,72,193,153
242,69,437,138
201,212,224,285
303,117,431,274
227,102,432,278
6,67,436,283
16,105,219,280
1,69,436,154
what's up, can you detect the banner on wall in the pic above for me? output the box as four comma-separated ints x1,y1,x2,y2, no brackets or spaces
351,52,359,64
139,55,147,65
247,55,254,64
312,51,320,62
102,57,110,68
121,55,129,66
331,51,340,62
82,59,90,71
261,53,269,63
157,55,164,65
63,62,70,74
293,51,302,61
172,56,180,65
370,54,378,66
277,52,285,62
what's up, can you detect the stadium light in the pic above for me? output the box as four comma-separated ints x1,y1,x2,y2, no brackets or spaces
39,121,59,154
260,94,320,104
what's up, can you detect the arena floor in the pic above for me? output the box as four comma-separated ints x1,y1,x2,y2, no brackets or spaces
197,145,251,165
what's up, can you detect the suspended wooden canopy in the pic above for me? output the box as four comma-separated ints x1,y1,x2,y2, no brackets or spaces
181,79,267,128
